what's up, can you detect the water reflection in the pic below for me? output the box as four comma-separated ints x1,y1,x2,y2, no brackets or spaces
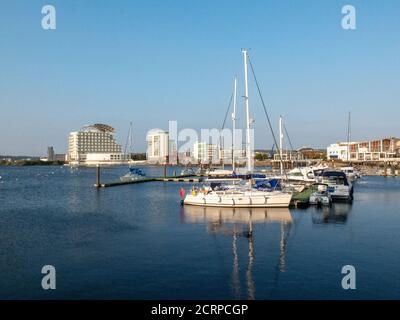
182,206,292,300
311,203,352,224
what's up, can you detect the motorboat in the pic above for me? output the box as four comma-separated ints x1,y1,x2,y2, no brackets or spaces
340,166,361,181
319,170,353,201
309,183,332,206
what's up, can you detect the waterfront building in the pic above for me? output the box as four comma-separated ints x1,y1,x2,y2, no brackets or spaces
219,149,247,165
146,130,170,164
273,150,303,161
54,154,67,161
326,142,352,161
272,147,327,162
67,123,124,165
47,146,55,161
193,142,219,164
327,137,400,161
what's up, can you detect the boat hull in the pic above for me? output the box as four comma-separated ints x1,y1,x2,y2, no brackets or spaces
183,192,292,208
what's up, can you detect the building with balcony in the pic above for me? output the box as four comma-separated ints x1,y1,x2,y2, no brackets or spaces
67,123,125,165
327,138,400,162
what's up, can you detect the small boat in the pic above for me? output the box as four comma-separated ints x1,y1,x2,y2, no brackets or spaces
120,167,145,182
340,166,361,181
319,170,353,201
206,168,236,178
309,184,332,206
181,167,196,176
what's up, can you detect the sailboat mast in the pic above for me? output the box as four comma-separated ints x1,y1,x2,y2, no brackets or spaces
279,116,283,175
242,50,252,173
232,76,237,172
129,121,133,160
347,112,351,162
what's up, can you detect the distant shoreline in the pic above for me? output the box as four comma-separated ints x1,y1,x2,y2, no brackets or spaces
0,160,66,166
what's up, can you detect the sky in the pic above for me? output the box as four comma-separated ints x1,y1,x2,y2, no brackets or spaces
0,0,399,156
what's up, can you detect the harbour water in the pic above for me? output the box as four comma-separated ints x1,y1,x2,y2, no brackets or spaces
0,166,399,299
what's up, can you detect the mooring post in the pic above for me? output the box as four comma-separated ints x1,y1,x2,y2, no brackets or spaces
164,163,167,178
96,164,101,187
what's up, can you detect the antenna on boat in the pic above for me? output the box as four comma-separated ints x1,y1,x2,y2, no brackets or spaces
232,75,237,172
242,49,253,173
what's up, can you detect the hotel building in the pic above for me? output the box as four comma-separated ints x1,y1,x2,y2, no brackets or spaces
67,123,124,165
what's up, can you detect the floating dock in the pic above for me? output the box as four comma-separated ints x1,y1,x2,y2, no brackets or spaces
95,174,203,188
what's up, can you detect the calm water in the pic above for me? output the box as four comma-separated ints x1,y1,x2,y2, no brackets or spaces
0,166,399,300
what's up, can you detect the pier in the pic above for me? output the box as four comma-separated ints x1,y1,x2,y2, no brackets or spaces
94,166,203,188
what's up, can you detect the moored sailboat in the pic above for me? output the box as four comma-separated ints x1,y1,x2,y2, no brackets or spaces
120,122,146,182
183,50,292,208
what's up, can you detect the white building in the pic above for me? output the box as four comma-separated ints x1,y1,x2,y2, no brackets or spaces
147,130,170,164
67,124,125,165
328,138,400,161
193,142,219,164
219,149,247,164
326,142,351,161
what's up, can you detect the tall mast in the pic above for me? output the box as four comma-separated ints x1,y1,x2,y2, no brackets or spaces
129,121,133,160
242,50,252,173
232,76,237,172
347,112,351,162
279,115,283,175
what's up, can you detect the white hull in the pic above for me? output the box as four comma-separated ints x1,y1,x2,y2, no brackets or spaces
326,185,353,200
119,174,145,182
309,193,332,206
184,191,292,208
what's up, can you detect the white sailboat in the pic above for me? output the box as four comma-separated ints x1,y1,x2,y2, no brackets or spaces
184,50,292,208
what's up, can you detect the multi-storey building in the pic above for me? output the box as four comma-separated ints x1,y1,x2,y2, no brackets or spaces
327,138,400,161
47,146,55,161
193,142,219,164
147,130,170,164
67,123,124,165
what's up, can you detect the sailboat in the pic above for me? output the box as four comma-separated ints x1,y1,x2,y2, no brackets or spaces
183,50,292,208
120,122,146,182
340,112,361,181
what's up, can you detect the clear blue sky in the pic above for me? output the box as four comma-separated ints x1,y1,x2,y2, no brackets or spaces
1,0,399,155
